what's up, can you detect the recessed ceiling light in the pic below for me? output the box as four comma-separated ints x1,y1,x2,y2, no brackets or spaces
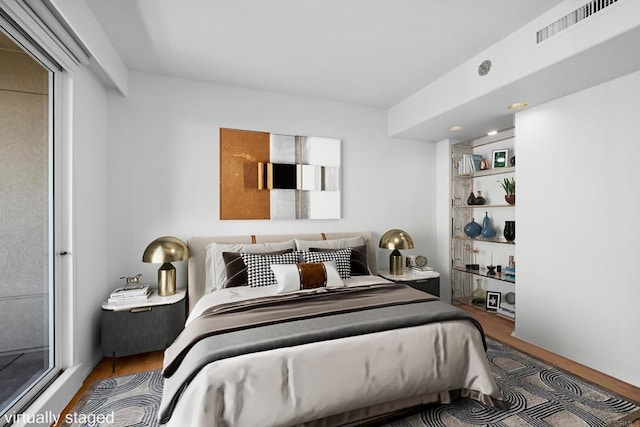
508,102,528,110
487,130,498,136
449,125,464,132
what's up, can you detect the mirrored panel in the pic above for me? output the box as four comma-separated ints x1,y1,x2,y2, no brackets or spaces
220,128,341,219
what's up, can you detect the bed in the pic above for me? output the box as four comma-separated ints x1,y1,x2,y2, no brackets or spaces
158,231,506,426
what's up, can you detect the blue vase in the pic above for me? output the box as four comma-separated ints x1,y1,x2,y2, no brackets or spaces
481,212,496,239
464,218,482,238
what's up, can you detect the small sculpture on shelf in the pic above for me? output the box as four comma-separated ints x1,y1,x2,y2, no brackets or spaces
486,253,496,276
465,245,479,270
119,273,142,290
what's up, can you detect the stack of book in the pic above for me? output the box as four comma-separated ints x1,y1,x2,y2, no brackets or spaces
497,301,516,321
410,266,434,275
458,154,484,175
108,284,151,304
503,266,516,281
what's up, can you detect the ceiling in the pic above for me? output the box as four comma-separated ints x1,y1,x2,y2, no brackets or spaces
86,0,563,109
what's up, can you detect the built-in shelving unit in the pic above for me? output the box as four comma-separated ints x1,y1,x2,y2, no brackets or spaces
450,128,516,321
453,166,516,179
452,236,515,245
451,267,515,283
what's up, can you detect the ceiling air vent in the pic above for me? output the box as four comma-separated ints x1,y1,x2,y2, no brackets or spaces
536,0,619,44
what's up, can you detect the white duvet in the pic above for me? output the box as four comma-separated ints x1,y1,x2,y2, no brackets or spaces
162,278,504,427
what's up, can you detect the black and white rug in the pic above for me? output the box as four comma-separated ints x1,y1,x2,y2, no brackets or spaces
65,340,639,426
63,370,162,427
384,341,639,426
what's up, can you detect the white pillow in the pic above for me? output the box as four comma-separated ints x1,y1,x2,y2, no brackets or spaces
294,235,364,251
204,240,296,293
271,261,344,294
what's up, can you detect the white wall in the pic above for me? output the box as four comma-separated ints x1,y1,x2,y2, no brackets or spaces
515,70,640,387
106,72,437,291
73,66,109,373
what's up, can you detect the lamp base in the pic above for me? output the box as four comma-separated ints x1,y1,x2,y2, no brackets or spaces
158,262,176,296
389,249,403,275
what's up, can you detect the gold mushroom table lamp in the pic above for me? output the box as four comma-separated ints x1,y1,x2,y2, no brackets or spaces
142,236,190,296
379,229,414,275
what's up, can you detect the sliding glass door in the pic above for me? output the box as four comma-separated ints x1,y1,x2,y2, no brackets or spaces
0,28,57,419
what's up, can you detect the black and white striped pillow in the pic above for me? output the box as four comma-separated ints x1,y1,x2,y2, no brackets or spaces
310,245,369,276
240,251,300,287
301,248,352,279
222,249,293,288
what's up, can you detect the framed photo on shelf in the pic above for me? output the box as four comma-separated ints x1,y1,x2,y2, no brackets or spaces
486,291,501,310
492,149,508,168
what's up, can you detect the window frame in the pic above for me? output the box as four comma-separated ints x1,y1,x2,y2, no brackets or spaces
0,6,76,424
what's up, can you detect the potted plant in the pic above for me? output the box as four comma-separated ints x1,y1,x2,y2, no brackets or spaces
499,177,515,205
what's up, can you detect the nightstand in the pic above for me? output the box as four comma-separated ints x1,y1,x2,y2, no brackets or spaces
379,269,440,297
101,288,186,371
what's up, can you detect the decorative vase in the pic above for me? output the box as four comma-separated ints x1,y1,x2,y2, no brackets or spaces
481,212,496,239
505,194,515,205
473,190,486,205
463,219,482,238
467,191,476,205
504,220,515,242
471,278,486,306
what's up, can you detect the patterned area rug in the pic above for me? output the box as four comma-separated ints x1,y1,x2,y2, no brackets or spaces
65,340,639,426
384,340,640,427
62,370,162,427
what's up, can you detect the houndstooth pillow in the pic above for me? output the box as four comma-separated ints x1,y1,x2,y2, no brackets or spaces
300,248,352,279
240,251,300,287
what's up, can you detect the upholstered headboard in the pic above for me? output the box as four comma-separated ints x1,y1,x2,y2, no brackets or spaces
187,231,378,312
